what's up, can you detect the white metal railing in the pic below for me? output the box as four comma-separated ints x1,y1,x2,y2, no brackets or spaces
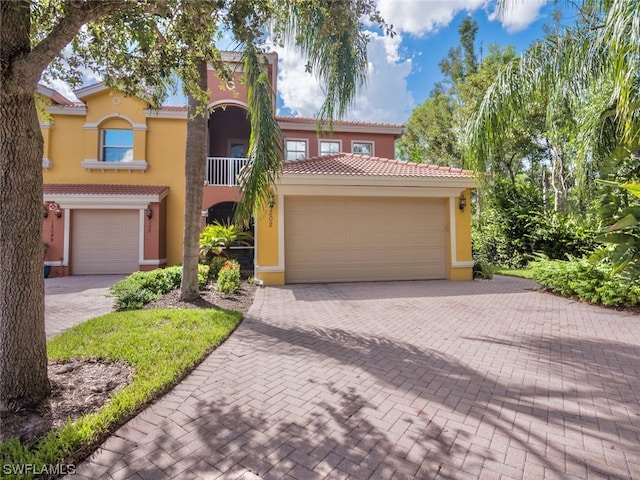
206,157,248,186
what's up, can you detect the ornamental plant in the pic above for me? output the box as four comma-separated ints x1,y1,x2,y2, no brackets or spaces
216,259,241,294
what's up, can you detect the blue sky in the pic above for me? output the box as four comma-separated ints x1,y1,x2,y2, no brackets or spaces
273,0,577,124
47,1,576,125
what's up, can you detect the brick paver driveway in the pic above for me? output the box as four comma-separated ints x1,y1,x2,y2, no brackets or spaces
75,276,640,479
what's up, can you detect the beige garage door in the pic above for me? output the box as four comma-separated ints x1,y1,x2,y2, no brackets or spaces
72,209,139,275
285,196,447,283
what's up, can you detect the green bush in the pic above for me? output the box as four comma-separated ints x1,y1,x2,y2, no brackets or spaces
473,259,494,279
217,259,241,294
530,257,640,307
208,256,227,280
473,178,598,268
110,265,210,311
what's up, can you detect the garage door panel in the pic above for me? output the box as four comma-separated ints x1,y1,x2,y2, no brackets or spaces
72,210,139,275
285,196,447,283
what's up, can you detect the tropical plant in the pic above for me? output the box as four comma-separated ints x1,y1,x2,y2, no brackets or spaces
199,221,253,262
467,1,640,205
594,178,640,278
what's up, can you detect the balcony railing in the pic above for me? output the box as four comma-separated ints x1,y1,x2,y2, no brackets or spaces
206,157,248,186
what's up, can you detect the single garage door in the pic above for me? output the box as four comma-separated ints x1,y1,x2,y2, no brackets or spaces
72,209,139,275
285,196,447,283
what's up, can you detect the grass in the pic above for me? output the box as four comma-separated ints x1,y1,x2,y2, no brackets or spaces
493,267,535,279
0,308,242,479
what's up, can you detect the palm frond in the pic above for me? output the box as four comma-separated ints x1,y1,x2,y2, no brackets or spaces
235,44,284,226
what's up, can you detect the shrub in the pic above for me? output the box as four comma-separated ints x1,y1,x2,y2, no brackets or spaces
473,179,597,268
110,265,210,311
530,257,640,307
217,259,241,294
208,256,227,280
473,259,494,279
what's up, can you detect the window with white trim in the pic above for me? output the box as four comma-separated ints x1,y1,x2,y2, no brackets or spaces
319,140,341,155
286,140,308,160
101,129,133,162
352,141,374,156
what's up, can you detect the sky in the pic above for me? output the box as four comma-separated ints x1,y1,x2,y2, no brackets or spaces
273,0,577,124
46,0,577,126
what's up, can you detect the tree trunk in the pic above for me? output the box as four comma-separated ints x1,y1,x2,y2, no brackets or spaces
180,59,209,300
549,142,568,214
0,2,49,412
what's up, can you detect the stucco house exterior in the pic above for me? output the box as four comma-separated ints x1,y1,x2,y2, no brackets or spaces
39,52,475,285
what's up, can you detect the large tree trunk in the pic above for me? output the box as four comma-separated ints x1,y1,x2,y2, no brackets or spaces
0,2,49,412
180,59,209,301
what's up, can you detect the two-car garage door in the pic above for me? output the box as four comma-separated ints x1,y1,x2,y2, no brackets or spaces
285,196,447,283
72,210,139,275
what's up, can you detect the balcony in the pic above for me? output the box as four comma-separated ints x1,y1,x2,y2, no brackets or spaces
206,157,248,186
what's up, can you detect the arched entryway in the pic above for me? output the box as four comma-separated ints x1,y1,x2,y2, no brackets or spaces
205,201,255,270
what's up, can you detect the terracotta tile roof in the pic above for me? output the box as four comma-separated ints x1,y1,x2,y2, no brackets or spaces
276,116,404,129
282,153,473,178
44,184,169,196
37,84,75,106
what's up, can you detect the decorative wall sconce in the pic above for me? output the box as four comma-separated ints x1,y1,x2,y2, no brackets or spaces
146,207,153,219
55,206,62,218
43,204,49,218
268,194,275,209
459,193,467,211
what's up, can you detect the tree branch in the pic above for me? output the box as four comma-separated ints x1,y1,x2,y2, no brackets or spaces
22,0,164,87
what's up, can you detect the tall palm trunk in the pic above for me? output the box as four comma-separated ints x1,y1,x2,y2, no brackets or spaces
0,2,49,412
180,59,208,300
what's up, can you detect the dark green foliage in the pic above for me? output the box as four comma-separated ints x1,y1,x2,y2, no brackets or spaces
473,259,493,279
216,260,241,294
208,256,227,280
592,149,640,278
473,179,596,267
199,221,253,261
531,257,640,307
110,265,210,311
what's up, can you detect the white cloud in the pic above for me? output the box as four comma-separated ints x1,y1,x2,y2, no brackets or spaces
375,0,488,36
43,78,79,102
275,33,414,124
41,44,103,102
488,0,546,33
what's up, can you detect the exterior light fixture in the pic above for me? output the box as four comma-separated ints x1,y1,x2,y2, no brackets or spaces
43,204,49,218
459,193,467,211
268,194,275,209
146,207,153,219
54,206,62,218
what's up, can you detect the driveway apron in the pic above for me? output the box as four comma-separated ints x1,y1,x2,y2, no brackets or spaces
45,275,122,338
72,276,640,479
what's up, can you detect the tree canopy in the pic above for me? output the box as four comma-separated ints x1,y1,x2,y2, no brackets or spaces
0,0,387,411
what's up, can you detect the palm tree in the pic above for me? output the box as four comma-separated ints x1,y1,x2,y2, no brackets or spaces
179,0,386,299
467,0,638,179
466,0,639,271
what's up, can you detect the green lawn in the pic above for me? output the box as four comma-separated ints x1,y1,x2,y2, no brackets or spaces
494,267,535,279
0,308,242,479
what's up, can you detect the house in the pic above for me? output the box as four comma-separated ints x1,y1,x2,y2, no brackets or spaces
40,52,475,285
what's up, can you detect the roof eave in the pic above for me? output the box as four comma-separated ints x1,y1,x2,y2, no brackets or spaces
279,173,476,189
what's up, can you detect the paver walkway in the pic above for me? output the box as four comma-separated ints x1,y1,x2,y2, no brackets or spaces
73,276,640,479
45,275,122,338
